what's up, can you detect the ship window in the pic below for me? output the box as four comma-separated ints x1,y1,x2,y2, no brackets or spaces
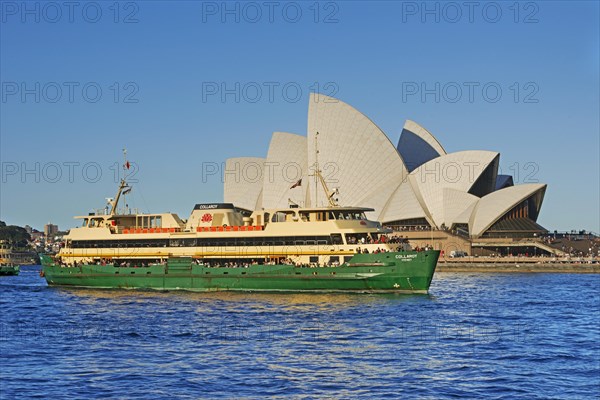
345,233,369,245
69,236,336,250
182,239,197,247
300,212,310,222
335,211,367,221
272,211,293,223
82,219,89,227
309,256,319,263
330,234,343,245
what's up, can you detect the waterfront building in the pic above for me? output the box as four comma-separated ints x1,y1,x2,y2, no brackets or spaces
44,223,59,240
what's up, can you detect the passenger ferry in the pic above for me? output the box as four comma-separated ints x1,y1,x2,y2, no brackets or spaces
41,151,439,293
0,241,21,276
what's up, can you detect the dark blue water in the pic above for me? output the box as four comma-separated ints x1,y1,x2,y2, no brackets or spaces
1,267,599,399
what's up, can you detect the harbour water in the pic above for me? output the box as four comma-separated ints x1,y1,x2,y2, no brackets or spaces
1,266,599,399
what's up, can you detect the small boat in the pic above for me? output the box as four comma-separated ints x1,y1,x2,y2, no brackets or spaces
0,240,21,275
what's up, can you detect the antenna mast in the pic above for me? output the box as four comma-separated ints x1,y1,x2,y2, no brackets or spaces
311,132,338,208
109,148,131,215
314,132,319,207
123,148,128,180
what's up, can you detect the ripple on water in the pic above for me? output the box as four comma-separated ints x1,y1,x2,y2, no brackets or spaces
0,270,599,398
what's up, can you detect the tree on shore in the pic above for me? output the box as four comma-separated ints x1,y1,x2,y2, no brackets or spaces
0,221,31,247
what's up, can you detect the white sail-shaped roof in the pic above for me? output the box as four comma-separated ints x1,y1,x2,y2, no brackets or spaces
221,94,547,238
379,181,428,223
442,188,479,227
223,157,265,211
397,120,447,172
307,93,408,208
409,150,499,227
261,132,309,209
470,183,547,237
454,200,478,225
355,181,404,221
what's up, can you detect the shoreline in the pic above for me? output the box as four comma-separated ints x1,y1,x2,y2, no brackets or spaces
436,262,600,273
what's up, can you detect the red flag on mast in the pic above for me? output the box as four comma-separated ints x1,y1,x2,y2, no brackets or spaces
290,179,302,189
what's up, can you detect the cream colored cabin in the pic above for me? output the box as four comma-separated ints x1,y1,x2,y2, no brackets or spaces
75,212,184,234
59,203,410,265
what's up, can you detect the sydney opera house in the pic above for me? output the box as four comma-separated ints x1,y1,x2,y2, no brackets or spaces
224,94,549,255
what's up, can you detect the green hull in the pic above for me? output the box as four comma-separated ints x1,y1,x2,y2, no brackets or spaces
41,251,439,293
0,265,20,276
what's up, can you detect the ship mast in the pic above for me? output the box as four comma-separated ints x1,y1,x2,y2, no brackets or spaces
311,132,339,208
109,149,132,215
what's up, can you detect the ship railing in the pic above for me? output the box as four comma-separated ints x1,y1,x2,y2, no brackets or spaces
120,227,181,234
196,226,265,232
118,225,266,234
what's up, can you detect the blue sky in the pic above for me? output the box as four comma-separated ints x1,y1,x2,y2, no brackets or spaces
1,1,598,233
